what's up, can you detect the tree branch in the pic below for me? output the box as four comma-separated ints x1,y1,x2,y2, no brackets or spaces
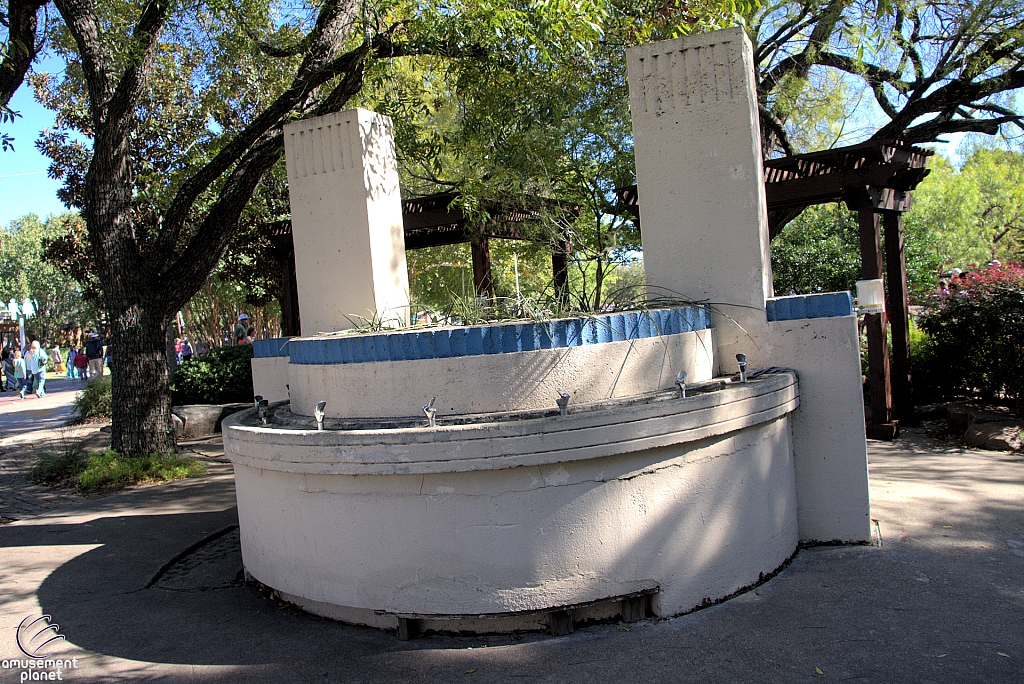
52,0,112,124
0,0,47,109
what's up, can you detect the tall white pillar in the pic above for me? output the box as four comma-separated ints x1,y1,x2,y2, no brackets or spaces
627,28,772,367
627,30,870,543
283,108,410,335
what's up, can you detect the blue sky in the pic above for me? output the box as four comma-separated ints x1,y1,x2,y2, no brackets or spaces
0,61,67,228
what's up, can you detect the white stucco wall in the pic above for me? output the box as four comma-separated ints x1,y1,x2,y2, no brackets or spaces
224,374,799,622
287,328,713,419
729,315,871,542
283,109,410,335
251,357,290,404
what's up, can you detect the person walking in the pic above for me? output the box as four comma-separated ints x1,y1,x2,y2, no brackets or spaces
85,331,105,379
50,343,63,376
66,345,79,379
31,340,48,397
73,347,89,380
22,340,47,398
234,314,250,345
1,349,12,391
13,350,26,397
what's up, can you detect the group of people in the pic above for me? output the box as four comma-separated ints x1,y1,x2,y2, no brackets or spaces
1,331,108,400
2,340,51,399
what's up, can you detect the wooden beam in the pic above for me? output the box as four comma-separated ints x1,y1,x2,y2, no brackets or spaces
884,210,914,424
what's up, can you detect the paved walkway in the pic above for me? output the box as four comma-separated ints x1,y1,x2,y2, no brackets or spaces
0,406,1022,682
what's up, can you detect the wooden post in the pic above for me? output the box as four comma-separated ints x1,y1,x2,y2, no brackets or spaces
883,210,913,424
471,235,494,301
280,248,300,337
552,234,570,309
857,204,892,427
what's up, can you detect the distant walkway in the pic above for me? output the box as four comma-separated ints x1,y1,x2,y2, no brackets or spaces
0,376,82,443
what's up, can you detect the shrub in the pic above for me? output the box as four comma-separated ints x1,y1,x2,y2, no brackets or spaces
31,447,207,491
73,375,112,419
172,344,254,405
916,263,1024,413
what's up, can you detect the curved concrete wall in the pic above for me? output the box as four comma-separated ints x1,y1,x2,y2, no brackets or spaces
224,374,799,626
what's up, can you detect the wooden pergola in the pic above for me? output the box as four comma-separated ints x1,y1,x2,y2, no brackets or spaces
269,140,930,436
615,140,932,437
264,192,577,337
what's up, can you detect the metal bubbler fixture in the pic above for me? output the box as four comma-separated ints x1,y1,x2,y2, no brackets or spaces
257,399,270,426
736,353,748,383
286,384,290,403
675,371,688,398
253,395,264,411
423,397,437,428
556,392,571,417
314,401,327,431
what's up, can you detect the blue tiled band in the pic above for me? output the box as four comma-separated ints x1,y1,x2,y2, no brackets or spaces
766,292,853,322
286,306,711,365
252,338,291,359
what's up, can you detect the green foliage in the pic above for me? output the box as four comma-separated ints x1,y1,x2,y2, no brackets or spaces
905,147,1024,269
771,205,862,296
30,432,88,486
771,204,941,300
172,344,254,405
915,264,1024,412
73,375,112,419
0,213,101,340
31,447,207,491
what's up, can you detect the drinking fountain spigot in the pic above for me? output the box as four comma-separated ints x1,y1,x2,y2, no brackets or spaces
257,399,270,426
286,384,290,403
736,353,748,383
314,401,327,431
253,395,264,411
675,371,688,398
556,392,570,417
423,397,437,428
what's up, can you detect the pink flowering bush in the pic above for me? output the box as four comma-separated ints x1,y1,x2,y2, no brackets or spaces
917,263,1024,412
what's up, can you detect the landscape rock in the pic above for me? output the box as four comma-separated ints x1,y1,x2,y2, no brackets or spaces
964,422,1022,452
172,404,248,439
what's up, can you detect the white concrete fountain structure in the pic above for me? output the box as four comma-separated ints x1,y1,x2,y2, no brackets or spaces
229,28,869,636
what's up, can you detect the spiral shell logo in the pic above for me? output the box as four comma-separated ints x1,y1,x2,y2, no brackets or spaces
16,615,65,659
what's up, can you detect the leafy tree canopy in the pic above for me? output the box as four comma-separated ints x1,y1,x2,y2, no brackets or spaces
0,212,101,341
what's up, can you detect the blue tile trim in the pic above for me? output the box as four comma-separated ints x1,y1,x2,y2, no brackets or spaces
252,338,292,359
288,306,712,365
766,292,853,322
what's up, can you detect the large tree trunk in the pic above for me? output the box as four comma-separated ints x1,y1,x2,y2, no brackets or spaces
108,304,177,456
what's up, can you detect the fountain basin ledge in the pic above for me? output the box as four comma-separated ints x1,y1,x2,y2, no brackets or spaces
223,372,801,633
254,306,718,417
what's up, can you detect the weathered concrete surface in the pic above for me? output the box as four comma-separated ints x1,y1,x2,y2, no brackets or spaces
171,404,248,439
288,328,714,419
1,424,1022,683
250,356,289,404
283,108,410,335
